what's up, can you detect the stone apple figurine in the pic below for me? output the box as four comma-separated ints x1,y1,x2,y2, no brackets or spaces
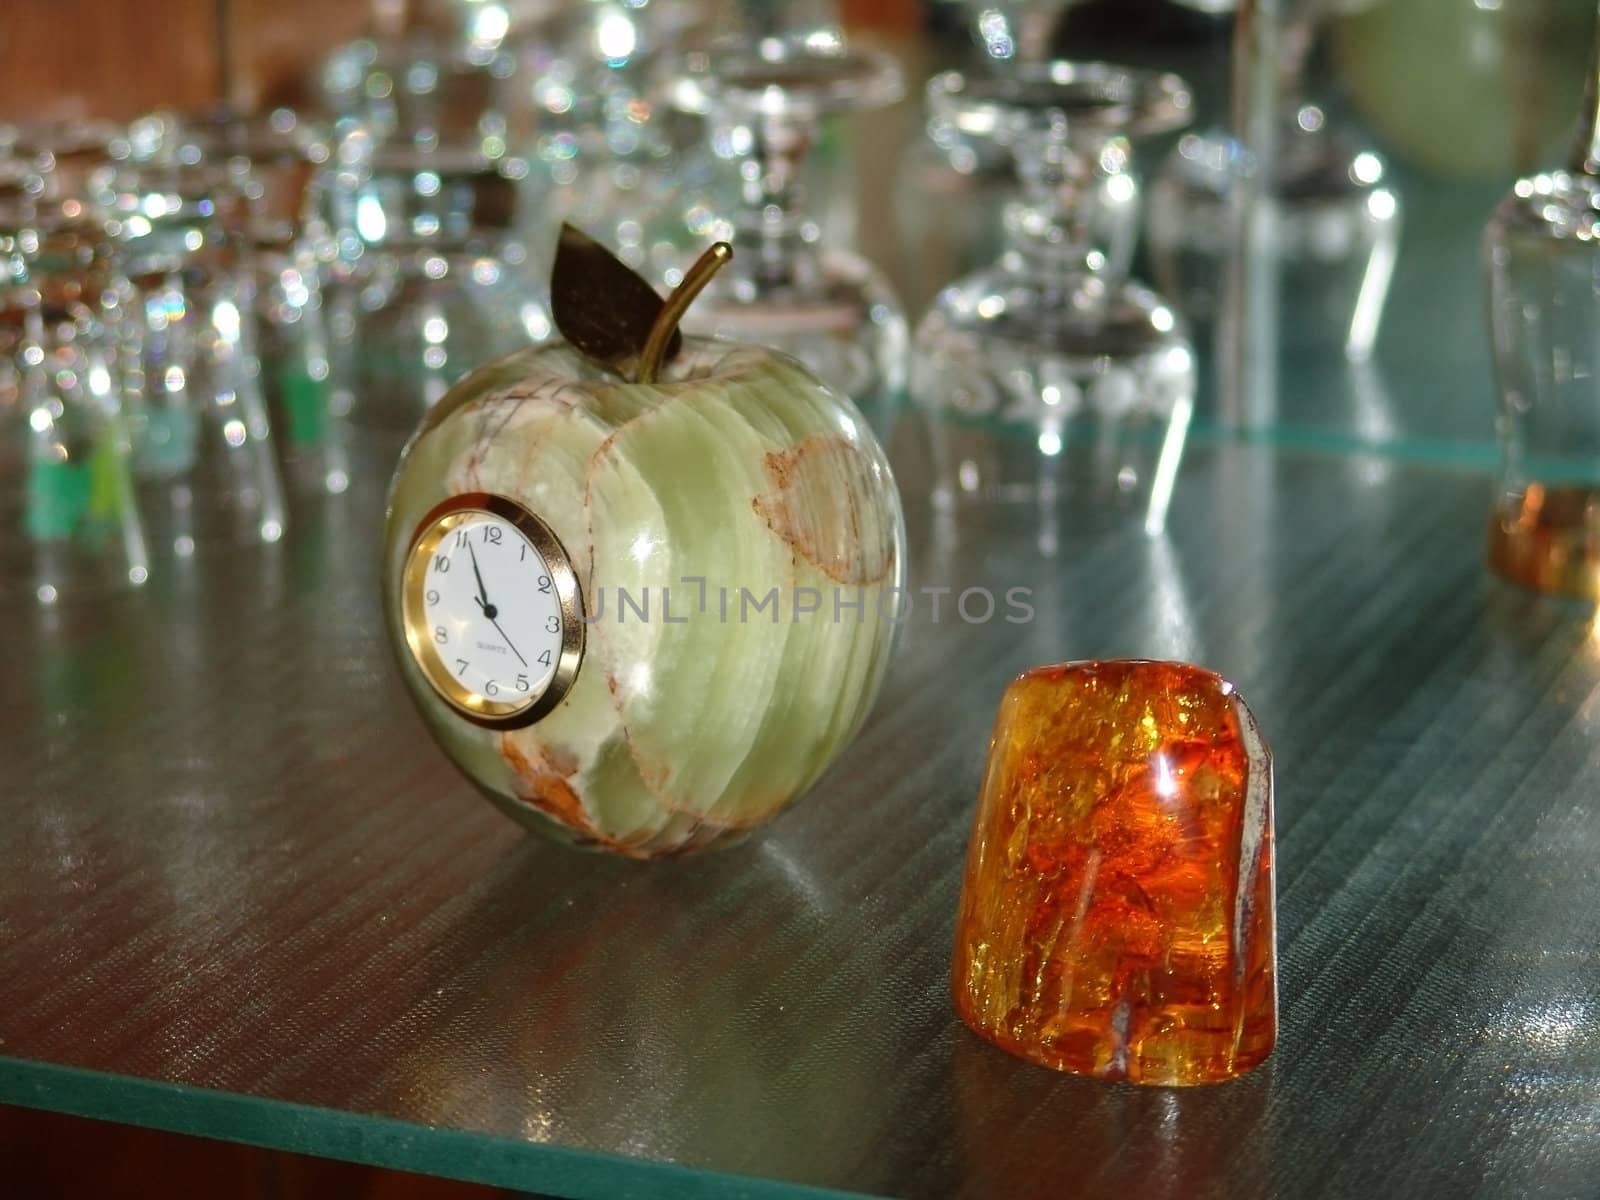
382,226,905,858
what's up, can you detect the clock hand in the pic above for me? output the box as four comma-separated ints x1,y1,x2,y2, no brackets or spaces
488,614,528,667
466,538,492,614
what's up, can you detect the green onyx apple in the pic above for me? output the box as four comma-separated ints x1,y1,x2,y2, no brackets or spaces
382,333,906,858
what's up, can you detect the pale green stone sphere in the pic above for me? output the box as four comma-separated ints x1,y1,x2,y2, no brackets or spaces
382,338,906,858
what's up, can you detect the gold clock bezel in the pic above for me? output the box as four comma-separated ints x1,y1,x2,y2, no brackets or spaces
401,493,585,730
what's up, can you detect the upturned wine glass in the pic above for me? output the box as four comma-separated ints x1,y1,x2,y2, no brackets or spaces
911,62,1196,535
0,157,149,602
1148,0,1400,362
665,33,908,430
1483,3,1600,599
85,117,291,554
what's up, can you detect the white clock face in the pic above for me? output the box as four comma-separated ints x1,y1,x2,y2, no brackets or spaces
414,509,568,713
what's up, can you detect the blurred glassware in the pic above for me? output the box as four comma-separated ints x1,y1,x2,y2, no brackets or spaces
919,0,1084,177
320,31,520,160
897,2,1086,315
1484,7,1600,601
910,63,1196,536
954,0,1082,63
0,119,122,197
156,110,350,495
667,33,908,431
0,159,149,604
511,15,692,279
501,0,722,278
325,136,549,425
1148,0,1400,362
316,17,553,428
92,115,288,551
402,0,565,52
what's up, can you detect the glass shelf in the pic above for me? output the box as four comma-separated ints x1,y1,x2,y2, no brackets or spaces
3,22,1597,1200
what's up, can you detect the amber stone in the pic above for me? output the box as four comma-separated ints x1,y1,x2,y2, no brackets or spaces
952,660,1276,1085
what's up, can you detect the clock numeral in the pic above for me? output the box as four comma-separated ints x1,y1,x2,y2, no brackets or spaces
426,589,440,605
454,528,469,547
434,554,451,573
515,674,529,692
485,679,500,696
538,650,552,668
483,526,502,545
434,626,448,644
537,574,552,593
456,658,469,673
519,543,527,561
545,614,559,633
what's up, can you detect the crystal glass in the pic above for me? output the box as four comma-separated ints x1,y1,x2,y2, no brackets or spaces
162,110,349,494
1484,8,1600,600
0,160,148,604
93,122,288,551
0,119,121,198
324,139,548,425
920,1,1085,174
666,34,908,430
910,63,1196,535
320,32,518,159
499,0,733,284
511,10,691,279
1148,0,1400,363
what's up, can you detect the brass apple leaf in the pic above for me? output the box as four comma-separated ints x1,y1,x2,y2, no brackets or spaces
551,223,733,385
551,222,678,382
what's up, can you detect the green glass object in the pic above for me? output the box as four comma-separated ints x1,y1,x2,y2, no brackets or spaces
276,364,330,447
130,407,199,480
25,457,93,543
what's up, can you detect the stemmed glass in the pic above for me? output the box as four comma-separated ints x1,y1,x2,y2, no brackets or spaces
0,157,149,603
1148,0,1400,362
93,115,289,551
169,110,349,493
666,34,908,429
511,0,703,281
324,131,549,426
910,62,1195,535
1483,3,1600,599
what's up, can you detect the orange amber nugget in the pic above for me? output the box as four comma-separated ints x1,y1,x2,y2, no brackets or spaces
952,660,1276,1085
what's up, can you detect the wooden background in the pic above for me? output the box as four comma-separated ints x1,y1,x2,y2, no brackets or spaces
0,0,920,122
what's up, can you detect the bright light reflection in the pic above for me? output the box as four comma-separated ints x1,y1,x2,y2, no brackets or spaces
355,194,387,242
213,299,240,343
628,662,652,697
471,4,510,44
596,11,637,60
1153,754,1178,800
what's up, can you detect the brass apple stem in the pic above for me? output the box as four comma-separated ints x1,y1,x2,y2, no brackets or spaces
636,241,733,384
